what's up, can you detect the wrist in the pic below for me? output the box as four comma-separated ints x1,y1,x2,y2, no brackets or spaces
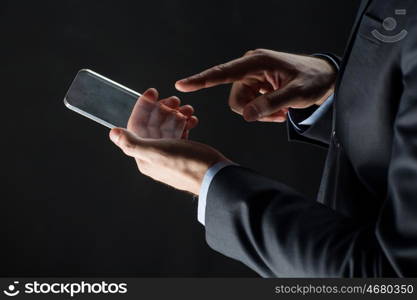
310,54,338,106
191,157,232,195
311,53,340,73
315,84,335,106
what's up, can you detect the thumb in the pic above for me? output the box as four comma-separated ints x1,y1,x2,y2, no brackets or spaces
242,84,300,122
109,128,150,158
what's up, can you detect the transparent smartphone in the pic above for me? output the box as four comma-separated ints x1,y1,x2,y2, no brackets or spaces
64,69,140,128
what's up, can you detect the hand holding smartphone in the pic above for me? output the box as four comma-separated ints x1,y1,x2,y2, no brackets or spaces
64,69,198,139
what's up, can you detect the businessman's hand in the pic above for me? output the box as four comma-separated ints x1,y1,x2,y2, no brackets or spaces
175,49,337,122
128,88,198,139
109,128,229,195
111,87,228,195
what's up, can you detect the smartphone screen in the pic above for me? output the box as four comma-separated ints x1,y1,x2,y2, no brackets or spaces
64,69,140,128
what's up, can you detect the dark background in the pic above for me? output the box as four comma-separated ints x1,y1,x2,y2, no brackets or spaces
0,0,360,276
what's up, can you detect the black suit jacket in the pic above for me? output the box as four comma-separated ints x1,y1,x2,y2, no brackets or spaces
204,0,417,277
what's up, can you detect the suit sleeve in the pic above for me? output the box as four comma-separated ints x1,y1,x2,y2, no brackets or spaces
204,43,417,277
205,166,380,277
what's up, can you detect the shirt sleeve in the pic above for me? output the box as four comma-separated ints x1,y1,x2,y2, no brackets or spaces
197,161,236,225
288,94,334,131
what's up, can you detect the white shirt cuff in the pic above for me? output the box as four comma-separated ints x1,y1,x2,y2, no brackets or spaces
197,160,236,225
287,93,334,131
299,93,334,126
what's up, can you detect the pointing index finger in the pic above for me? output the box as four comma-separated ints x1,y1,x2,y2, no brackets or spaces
175,55,262,92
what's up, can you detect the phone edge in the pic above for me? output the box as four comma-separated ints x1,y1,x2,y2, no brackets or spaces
64,97,116,129
80,69,141,98
63,69,143,129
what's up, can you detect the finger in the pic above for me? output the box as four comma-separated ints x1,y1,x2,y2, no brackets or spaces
109,128,150,158
258,110,288,123
181,116,199,140
185,116,199,130
175,55,263,92
229,81,259,115
178,105,194,118
181,129,189,140
160,112,187,138
142,88,159,101
127,88,160,137
242,84,300,122
147,102,170,138
159,96,181,109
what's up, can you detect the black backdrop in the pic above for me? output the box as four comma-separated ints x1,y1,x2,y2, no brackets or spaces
0,0,360,276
